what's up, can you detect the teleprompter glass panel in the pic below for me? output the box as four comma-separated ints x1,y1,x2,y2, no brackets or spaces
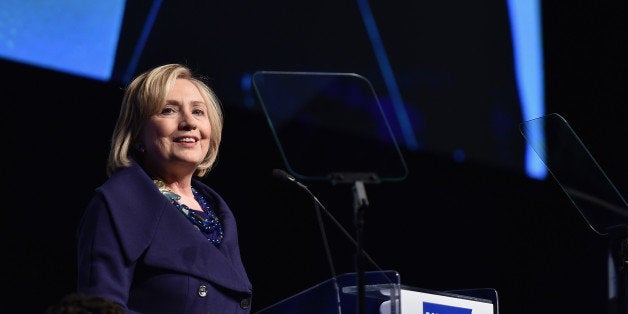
252,71,408,183
520,113,628,235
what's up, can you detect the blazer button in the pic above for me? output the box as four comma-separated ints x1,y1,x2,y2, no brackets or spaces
198,285,208,297
240,298,250,309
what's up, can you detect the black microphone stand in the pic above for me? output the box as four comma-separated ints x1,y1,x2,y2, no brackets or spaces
353,180,368,314
273,169,385,314
329,172,380,314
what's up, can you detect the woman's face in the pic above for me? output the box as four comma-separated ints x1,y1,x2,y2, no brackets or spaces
141,78,212,176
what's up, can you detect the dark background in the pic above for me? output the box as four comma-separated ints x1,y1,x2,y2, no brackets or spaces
2,1,627,313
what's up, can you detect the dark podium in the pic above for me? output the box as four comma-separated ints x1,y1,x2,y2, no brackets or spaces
254,270,497,314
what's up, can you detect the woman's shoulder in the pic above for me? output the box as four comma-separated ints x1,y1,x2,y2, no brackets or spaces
85,164,171,261
93,163,166,217
99,163,152,192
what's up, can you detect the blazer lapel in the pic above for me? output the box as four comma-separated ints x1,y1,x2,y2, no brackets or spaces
144,202,252,293
102,162,252,294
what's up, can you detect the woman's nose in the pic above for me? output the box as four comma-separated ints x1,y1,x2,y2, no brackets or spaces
179,110,197,130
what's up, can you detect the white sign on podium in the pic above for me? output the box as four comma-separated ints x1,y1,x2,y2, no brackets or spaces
379,287,495,314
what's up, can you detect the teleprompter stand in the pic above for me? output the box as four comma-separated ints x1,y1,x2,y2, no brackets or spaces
610,228,628,313
521,113,628,314
328,172,382,314
252,71,498,313
252,71,409,314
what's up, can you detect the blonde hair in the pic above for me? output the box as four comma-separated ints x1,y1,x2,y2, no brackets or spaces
107,64,223,177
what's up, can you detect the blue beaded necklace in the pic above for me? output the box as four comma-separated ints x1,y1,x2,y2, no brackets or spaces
154,179,224,246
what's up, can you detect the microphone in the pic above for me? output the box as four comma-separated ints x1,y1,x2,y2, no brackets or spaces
271,168,383,272
272,168,303,186
272,169,317,199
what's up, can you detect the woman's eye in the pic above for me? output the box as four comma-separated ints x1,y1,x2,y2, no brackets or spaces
161,107,176,114
193,108,205,115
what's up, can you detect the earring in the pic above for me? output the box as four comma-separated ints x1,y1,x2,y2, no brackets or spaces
136,143,145,153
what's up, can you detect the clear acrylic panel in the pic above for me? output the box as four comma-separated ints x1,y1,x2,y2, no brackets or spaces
251,71,409,183
520,113,628,235
255,270,401,314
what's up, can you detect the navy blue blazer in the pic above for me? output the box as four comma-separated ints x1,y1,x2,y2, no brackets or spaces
77,162,253,313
